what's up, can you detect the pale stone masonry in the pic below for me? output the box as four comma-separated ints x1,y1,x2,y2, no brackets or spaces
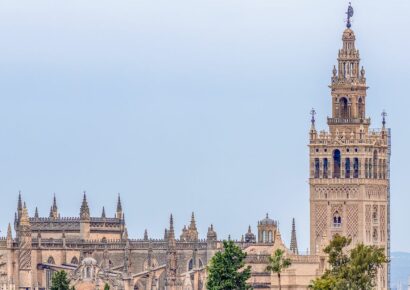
0,4,390,290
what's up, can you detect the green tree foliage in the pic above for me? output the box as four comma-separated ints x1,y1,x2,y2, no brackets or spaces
310,234,388,290
266,249,292,290
104,283,110,290
206,240,252,290
51,271,70,290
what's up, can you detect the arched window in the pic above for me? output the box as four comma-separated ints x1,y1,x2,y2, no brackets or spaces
188,259,194,271
47,256,55,264
101,237,107,243
323,158,328,178
46,257,55,290
373,150,378,179
339,97,349,118
333,150,341,178
333,211,342,228
314,158,320,178
345,158,351,178
353,158,359,178
268,231,273,243
358,98,364,118
71,256,79,265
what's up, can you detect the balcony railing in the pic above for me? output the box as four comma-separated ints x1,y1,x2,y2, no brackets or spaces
327,117,371,125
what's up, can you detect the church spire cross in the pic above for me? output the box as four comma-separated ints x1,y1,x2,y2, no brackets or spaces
346,2,354,28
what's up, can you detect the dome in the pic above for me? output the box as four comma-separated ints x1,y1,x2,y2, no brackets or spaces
82,257,97,266
259,213,276,226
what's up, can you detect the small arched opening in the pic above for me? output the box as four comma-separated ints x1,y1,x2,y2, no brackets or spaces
333,149,341,178
333,211,342,228
373,150,378,179
339,97,349,118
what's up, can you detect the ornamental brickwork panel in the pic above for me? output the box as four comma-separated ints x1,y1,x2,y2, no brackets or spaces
346,204,359,238
315,204,328,238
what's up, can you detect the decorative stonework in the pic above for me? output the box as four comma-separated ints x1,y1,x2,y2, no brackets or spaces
346,204,359,238
315,204,328,238
314,185,359,200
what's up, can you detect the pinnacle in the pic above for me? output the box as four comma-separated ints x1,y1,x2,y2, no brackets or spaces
117,194,122,212
101,206,106,218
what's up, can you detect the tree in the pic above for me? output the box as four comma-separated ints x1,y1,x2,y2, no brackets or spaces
266,249,292,290
104,283,110,290
206,240,252,290
51,270,70,290
309,234,387,290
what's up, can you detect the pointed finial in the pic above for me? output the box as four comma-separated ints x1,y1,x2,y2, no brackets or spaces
266,213,269,219
20,204,30,225
190,212,197,229
53,193,57,209
123,226,128,240
34,207,39,218
310,108,316,126
290,218,299,255
346,2,354,28
168,214,176,247
80,192,90,219
117,193,122,212
144,229,148,240
382,110,387,128
7,223,12,239
248,225,252,233
101,206,106,218
17,191,23,211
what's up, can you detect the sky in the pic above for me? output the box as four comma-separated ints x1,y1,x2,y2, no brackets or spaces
0,0,409,252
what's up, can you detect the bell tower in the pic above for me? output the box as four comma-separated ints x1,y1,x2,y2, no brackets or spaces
309,4,390,290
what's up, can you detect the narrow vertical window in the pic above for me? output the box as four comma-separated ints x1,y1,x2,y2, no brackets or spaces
323,158,328,178
314,158,320,178
353,158,359,178
333,150,341,178
345,158,351,178
373,150,378,179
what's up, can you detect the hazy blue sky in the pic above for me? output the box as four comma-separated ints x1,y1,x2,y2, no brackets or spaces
0,0,409,252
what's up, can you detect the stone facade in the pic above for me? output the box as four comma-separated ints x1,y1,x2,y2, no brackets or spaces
309,24,390,290
0,5,390,290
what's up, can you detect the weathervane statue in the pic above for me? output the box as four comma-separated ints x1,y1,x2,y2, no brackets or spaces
346,2,354,28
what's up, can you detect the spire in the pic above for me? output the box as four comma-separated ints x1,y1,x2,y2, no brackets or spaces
17,191,23,212
116,194,123,219
52,193,57,211
189,212,197,230
290,218,299,255
80,192,90,220
101,206,106,218
20,203,30,226
117,194,122,211
168,214,176,247
50,194,58,219
7,223,12,240
34,207,39,219
144,229,148,241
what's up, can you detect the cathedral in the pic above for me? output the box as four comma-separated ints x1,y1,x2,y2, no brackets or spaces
0,4,390,290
